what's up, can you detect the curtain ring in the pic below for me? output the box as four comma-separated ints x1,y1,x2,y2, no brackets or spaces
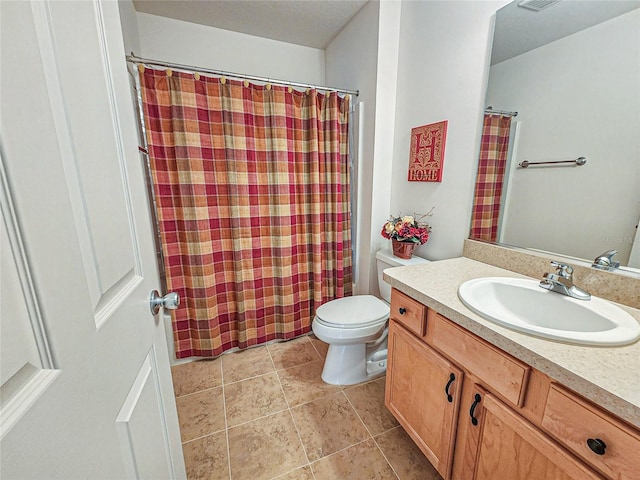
220,77,227,84
266,83,272,90
244,80,249,88
166,68,173,77
194,72,200,80
138,64,145,73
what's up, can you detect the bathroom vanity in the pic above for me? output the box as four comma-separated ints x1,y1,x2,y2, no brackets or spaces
383,257,640,480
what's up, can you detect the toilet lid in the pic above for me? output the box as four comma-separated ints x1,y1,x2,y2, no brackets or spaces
315,295,390,329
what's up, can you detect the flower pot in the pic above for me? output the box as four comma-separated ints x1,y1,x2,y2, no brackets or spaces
392,239,416,259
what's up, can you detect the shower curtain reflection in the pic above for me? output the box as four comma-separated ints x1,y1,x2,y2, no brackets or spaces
470,114,513,243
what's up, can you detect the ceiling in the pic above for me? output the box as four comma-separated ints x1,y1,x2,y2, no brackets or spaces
492,0,640,65
132,0,639,62
132,0,369,49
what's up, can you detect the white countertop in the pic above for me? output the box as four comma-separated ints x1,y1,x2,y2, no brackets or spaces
383,257,640,428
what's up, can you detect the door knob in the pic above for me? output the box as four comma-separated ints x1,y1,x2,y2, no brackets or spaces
150,290,180,315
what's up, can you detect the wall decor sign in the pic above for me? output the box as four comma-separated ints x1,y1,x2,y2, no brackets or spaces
408,120,448,182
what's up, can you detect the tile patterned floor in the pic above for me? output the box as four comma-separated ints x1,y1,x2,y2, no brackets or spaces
171,335,442,480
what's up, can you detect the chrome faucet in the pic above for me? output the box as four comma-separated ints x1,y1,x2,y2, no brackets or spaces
540,261,591,301
592,250,620,271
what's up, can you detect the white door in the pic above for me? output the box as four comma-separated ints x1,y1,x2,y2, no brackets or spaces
0,1,185,478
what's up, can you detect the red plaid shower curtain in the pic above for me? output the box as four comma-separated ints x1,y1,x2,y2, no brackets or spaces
139,68,352,358
470,114,512,242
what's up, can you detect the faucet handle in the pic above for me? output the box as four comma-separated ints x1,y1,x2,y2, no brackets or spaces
550,261,573,278
592,250,620,270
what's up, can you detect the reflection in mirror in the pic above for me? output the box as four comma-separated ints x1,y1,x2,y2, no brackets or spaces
470,0,640,274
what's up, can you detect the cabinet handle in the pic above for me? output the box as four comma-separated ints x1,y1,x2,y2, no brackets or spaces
469,393,482,426
399,307,406,315
586,438,606,455
444,373,456,403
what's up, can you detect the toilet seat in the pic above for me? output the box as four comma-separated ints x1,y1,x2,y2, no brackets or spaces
315,295,389,329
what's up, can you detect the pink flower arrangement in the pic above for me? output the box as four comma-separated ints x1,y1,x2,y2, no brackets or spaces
381,211,433,245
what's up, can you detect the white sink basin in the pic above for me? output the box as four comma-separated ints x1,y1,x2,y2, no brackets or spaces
457,277,640,346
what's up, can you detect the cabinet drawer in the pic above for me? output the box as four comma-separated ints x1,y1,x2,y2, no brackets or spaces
427,311,530,407
390,289,426,337
542,384,640,480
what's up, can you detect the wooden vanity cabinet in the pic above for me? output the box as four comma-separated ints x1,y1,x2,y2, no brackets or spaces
386,288,639,480
386,319,463,479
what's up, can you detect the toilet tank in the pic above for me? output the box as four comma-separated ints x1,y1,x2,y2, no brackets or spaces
375,248,430,303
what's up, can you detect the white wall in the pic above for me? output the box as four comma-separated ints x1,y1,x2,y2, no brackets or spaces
328,0,508,292
117,0,140,55
367,0,402,294
325,0,381,295
136,12,325,85
488,10,640,264
326,1,405,296
390,0,509,262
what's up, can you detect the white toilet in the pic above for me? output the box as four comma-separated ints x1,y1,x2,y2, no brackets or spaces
312,248,429,385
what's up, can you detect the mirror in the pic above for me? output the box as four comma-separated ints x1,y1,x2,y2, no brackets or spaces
471,0,640,275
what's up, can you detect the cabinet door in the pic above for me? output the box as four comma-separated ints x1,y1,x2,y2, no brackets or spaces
386,320,463,479
473,393,603,480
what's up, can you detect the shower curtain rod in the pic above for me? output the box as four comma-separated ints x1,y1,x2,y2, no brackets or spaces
126,54,359,97
484,106,518,117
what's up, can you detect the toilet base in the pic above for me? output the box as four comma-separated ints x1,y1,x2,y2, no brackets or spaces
320,336,388,386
